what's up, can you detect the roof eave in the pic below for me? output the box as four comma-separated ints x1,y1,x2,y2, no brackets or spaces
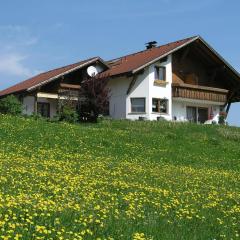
27,57,109,92
132,35,240,84
197,36,240,80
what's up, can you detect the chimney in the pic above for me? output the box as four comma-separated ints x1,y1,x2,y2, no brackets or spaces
145,41,157,49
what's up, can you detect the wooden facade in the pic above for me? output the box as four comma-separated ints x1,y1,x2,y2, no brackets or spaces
171,42,235,104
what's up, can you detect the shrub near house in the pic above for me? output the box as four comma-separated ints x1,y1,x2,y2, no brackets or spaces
0,95,22,115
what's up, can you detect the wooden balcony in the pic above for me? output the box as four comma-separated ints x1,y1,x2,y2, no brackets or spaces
172,83,228,103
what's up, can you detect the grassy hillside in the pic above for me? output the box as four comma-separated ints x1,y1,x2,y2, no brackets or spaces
0,115,239,240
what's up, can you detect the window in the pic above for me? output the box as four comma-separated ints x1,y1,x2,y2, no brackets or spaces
37,102,50,118
186,106,208,123
131,98,145,113
154,66,166,81
186,106,197,123
152,98,168,113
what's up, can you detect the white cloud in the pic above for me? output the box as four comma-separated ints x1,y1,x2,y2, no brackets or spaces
0,25,40,80
0,24,39,49
0,53,40,78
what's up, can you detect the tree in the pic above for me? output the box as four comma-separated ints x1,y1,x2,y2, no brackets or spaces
78,74,110,122
57,87,80,123
0,95,22,115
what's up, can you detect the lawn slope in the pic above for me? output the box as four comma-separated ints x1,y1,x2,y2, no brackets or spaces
0,115,239,240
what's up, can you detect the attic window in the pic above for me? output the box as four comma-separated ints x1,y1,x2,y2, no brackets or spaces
154,66,166,81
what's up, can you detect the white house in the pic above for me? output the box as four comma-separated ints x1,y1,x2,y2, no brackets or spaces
0,36,240,123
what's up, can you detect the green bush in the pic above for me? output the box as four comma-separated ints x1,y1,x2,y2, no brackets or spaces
218,115,226,125
0,95,22,115
59,105,78,123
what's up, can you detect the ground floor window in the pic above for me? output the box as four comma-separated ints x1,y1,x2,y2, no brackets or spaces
152,98,168,113
186,106,208,123
37,102,50,118
131,98,145,113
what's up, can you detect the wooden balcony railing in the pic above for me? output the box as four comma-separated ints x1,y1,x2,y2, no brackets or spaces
172,83,228,103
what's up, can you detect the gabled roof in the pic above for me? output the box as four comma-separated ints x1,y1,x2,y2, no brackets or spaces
1,35,240,98
0,57,108,97
105,36,240,81
104,36,198,77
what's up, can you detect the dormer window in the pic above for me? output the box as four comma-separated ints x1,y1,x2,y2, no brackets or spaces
154,66,166,81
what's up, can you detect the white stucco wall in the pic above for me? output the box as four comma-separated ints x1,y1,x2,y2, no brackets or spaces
108,76,131,119
23,96,35,115
148,55,172,120
126,68,150,120
124,55,172,120
108,55,173,120
172,99,221,122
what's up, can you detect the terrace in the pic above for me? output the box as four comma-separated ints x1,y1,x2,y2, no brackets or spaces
172,83,228,103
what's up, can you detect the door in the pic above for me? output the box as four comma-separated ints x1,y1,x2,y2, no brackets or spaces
187,106,209,123
37,102,50,118
187,106,197,123
197,107,208,123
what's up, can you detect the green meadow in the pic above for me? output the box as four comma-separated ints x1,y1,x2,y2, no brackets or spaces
0,115,239,240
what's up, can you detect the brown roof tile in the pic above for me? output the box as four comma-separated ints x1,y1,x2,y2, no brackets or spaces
104,36,197,77
0,57,103,97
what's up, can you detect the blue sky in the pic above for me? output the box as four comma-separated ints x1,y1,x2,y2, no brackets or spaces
0,0,239,125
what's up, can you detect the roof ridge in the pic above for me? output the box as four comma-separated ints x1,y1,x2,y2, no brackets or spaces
107,36,198,64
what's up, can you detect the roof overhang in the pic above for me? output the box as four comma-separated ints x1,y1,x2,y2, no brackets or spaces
27,57,109,92
132,36,240,83
196,37,240,81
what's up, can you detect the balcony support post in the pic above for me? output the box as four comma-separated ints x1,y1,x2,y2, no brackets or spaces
226,102,231,116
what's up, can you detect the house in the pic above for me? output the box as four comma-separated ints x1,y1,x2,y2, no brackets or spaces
0,36,240,123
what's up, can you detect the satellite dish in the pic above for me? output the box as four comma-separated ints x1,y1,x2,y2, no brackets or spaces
87,66,98,77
